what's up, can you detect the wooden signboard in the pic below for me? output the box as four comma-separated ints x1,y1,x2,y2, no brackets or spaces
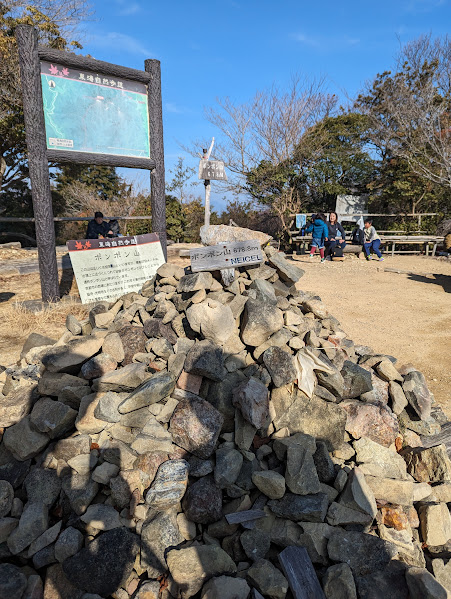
198,159,228,181
67,233,164,304
190,240,264,272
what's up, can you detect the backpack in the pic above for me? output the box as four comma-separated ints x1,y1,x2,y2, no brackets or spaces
352,228,364,245
333,246,344,258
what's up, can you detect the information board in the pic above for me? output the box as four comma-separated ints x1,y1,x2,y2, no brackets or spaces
68,233,164,304
40,61,150,158
190,240,264,272
198,159,228,181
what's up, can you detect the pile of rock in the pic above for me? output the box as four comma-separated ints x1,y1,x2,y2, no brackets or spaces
1,246,451,599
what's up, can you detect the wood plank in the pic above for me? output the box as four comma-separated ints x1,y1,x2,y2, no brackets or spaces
242,495,268,529
38,46,150,83
224,509,266,525
47,149,155,170
278,546,325,599
190,241,264,272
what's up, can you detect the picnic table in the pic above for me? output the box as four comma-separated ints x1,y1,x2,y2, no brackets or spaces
380,235,444,257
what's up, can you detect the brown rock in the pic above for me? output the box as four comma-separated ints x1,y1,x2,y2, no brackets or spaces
117,326,147,365
341,400,400,447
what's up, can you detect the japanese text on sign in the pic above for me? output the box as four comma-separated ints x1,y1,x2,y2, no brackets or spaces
198,159,228,181
190,240,264,272
67,233,165,304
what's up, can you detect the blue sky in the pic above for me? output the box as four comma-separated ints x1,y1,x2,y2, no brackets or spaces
79,0,451,211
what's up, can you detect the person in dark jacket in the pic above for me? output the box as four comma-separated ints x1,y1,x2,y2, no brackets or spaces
107,219,121,237
325,212,347,259
86,212,112,239
305,213,329,262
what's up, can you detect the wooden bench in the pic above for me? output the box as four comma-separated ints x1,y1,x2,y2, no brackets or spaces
379,235,444,257
289,234,362,256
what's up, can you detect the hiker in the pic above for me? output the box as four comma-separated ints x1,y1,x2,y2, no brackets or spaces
306,213,329,262
325,212,347,259
363,218,384,261
86,212,113,239
107,219,121,237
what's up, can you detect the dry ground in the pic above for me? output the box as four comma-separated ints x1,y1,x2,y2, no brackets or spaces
0,251,450,415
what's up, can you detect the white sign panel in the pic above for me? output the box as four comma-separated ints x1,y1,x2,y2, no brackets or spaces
198,159,228,181
190,240,264,272
67,233,165,304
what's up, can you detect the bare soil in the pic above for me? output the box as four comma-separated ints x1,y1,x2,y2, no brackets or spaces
1,250,450,415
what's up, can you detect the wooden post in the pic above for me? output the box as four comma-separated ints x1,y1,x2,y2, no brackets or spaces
204,179,211,226
16,25,60,302
145,59,167,260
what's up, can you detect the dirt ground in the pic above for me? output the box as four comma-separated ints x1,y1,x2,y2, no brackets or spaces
0,251,450,415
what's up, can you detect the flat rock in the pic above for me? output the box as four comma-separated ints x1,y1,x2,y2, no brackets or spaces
30,397,77,439
80,504,122,531
167,545,237,598
55,527,84,563
41,336,103,373
247,558,289,599
200,223,271,246
75,393,107,434
143,318,178,345
61,473,99,516
403,444,451,483
233,376,269,429
285,444,321,495
27,520,61,557
268,493,328,522
214,447,243,488
43,563,84,599
419,503,451,546
117,325,148,365
38,371,89,396
169,396,223,459
145,459,189,509
201,575,250,599
182,476,223,524
184,340,225,381
327,529,398,576
353,437,408,479
118,371,176,413
7,501,48,555
365,476,413,505
0,384,36,428
141,509,184,577
186,299,235,345
63,528,139,596
262,347,297,388
252,471,286,499
53,435,91,462
403,370,432,421
92,362,153,393
3,416,49,461
341,401,400,448
268,252,304,284
341,361,373,398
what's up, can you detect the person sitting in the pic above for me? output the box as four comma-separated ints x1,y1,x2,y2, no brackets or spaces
363,218,384,261
86,212,112,239
325,212,347,259
107,219,121,237
305,213,329,262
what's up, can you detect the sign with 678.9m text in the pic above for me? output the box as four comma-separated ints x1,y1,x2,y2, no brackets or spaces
190,240,264,272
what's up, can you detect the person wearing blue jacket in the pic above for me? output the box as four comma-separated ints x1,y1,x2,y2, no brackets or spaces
306,213,329,262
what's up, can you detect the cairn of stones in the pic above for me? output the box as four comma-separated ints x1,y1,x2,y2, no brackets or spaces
1,244,451,599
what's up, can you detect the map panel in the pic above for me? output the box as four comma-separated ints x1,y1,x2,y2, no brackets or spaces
40,61,150,158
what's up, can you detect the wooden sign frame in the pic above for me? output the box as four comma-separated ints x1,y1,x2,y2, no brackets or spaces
15,25,167,302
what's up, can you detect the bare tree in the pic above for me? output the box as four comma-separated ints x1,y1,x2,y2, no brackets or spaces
356,34,451,190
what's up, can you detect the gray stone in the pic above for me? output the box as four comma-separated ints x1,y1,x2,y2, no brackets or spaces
272,390,346,451
21,332,56,358
53,435,91,462
55,526,84,562
285,445,321,495
419,503,451,546
80,353,117,380
214,447,243,488
0,480,13,518
41,336,103,373
432,559,451,593
316,369,345,399
376,360,403,382
27,520,61,557
30,397,77,439
92,362,153,393
403,370,432,421
273,432,317,460
66,314,82,335
247,558,289,599
130,416,173,454
184,340,225,381
327,529,398,576
355,561,410,599
338,468,377,519
61,473,99,516
254,328,293,361
398,409,441,437
294,522,335,565
7,501,48,555
182,476,223,524
3,416,49,461
43,563,83,599
145,459,189,509
177,271,214,293
186,299,236,345
167,545,237,598
249,278,278,305
252,471,286,499
0,517,19,543
91,461,120,484
268,493,328,522
268,252,304,284
141,509,184,577
241,299,284,347
93,391,122,422
0,563,27,599
102,332,125,364
240,528,270,561
38,371,89,397
403,444,451,483
341,361,373,398
365,476,413,505
208,371,246,432
33,544,57,570
235,409,257,451
63,528,139,596
135,581,160,599
169,396,224,459
201,575,250,599
406,566,449,599
118,371,176,413
262,347,297,388
353,437,408,479
323,563,357,599
326,502,374,527
0,384,36,428
80,504,123,531
233,377,269,429
23,573,44,599
313,441,336,484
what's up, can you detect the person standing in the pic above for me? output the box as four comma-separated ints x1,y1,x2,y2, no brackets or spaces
363,218,384,261
306,213,329,262
86,212,113,239
325,212,347,259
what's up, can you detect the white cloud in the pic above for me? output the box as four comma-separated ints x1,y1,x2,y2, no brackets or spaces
88,31,153,57
293,32,361,50
403,0,447,13
114,0,141,16
165,102,186,114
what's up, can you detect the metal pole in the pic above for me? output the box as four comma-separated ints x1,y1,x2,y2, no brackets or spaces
145,59,167,260
16,25,60,302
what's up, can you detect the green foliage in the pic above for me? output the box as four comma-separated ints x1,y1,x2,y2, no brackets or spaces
55,165,125,201
126,194,152,236
184,197,219,243
166,157,197,203
166,194,186,242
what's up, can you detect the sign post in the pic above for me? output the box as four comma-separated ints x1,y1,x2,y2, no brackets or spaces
198,138,227,227
15,25,167,302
